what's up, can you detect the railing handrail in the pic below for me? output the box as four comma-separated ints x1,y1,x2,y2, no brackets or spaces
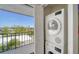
0,31,34,53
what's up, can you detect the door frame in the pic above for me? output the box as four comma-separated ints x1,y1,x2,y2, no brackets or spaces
68,4,78,54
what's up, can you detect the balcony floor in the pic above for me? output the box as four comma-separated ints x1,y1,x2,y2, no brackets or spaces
1,43,34,54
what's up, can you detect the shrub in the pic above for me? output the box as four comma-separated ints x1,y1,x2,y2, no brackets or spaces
0,39,20,51
8,39,20,49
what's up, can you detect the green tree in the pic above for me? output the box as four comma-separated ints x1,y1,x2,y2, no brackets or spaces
2,26,9,34
13,25,27,33
13,25,34,35
13,26,20,33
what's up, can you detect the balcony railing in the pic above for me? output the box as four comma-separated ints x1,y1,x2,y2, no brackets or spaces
0,32,34,53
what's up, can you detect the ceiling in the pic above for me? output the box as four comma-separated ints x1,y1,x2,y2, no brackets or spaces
0,4,34,16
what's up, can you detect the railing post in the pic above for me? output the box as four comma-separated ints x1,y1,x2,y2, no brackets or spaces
11,33,12,49
15,33,16,49
7,33,8,50
29,25,30,44
24,32,25,45
27,26,29,44
2,33,4,52
19,33,20,47
19,33,21,47
22,32,24,46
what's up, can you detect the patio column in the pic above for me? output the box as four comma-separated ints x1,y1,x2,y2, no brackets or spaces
34,5,44,54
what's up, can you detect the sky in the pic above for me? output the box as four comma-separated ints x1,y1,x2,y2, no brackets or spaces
0,10,34,28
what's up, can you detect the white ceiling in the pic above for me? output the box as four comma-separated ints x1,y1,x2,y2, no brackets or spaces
0,4,34,16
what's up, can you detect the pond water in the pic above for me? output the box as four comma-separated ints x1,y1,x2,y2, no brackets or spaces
0,35,34,44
